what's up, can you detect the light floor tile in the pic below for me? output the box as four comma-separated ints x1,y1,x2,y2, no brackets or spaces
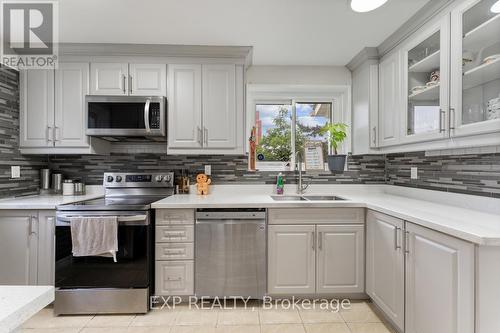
348,322,394,333
81,328,128,333
22,308,94,329
20,329,81,333
175,310,219,326
130,310,178,327
339,302,381,323
261,324,306,333
127,327,172,333
217,310,260,325
298,309,343,323
215,325,261,333
259,310,302,325
170,326,217,333
304,323,351,333
86,314,136,327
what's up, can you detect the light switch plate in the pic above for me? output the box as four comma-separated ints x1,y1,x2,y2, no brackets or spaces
11,166,20,178
205,165,211,175
410,167,418,180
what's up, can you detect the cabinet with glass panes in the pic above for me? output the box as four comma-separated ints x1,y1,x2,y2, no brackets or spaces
451,0,500,136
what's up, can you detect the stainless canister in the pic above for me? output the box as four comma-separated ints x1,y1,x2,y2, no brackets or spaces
74,182,86,195
52,173,63,194
40,169,51,190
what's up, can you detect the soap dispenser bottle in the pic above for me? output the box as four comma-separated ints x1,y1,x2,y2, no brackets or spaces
276,173,284,195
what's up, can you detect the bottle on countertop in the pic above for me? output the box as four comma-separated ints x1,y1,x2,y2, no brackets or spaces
276,173,284,195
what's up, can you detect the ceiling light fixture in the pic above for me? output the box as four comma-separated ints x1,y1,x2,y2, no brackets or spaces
351,0,389,13
491,0,500,13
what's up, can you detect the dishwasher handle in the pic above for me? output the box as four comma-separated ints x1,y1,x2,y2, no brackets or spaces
196,211,266,220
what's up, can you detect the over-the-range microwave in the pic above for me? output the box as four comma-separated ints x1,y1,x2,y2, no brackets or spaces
85,95,166,141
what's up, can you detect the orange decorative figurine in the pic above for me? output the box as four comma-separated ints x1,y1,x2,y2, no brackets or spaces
196,173,211,195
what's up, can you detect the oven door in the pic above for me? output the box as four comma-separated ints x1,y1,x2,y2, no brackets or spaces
55,211,152,290
86,95,165,137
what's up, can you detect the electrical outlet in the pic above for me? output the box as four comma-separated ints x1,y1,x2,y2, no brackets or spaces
11,166,20,178
204,165,211,175
410,167,418,180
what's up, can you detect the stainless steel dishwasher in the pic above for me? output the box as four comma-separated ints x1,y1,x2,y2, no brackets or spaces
195,209,266,299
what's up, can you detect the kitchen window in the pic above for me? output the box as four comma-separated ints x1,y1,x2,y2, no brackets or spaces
253,101,333,171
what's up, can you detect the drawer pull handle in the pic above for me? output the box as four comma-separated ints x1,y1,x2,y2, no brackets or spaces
167,277,182,281
164,250,184,254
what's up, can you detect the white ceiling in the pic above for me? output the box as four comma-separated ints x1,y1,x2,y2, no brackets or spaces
59,0,431,66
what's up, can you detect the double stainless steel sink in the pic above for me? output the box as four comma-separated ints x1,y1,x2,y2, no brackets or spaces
271,195,346,201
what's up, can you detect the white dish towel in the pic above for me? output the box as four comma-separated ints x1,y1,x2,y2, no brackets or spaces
70,216,118,262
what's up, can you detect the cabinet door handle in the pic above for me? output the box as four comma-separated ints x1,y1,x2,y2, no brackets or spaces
46,126,53,143
122,75,126,94
197,126,203,146
129,75,132,94
203,127,208,145
404,231,410,254
372,127,377,145
449,107,456,130
394,227,401,250
439,109,446,133
29,216,37,235
54,126,60,142
311,232,315,250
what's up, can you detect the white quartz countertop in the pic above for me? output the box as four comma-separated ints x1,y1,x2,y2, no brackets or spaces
0,285,54,333
0,186,104,210
152,184,500,246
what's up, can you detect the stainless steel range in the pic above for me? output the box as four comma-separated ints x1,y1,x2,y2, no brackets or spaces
55,172,174,315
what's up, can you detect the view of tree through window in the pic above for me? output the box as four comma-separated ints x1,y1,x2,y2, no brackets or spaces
255,102,332,168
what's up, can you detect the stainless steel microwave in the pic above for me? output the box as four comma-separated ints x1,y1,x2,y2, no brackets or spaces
86,96,166,140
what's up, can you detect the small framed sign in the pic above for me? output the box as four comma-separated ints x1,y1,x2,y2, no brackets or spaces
303,141,325,171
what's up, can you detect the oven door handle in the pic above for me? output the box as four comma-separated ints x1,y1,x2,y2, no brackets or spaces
144,99,151,133
56,214,148,226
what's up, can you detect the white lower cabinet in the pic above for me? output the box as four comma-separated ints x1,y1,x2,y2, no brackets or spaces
0,210,55,286
268,213,365,296
405,222,474,333
366,211,405,332
155,209,195,296
366,210,475,333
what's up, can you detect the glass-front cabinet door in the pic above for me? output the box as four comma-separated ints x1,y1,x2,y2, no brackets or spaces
402,16,450,143
451,0,500,136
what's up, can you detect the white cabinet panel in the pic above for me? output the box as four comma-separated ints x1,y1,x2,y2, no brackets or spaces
202,64,236,148
316,225,364,294
156,225,194,243
0,213,38,285
20,70,54,148
156,243,194,261
155,261,194,295
37,211,55,286
90,63,128,95
405,222,474,333
366,211,404,332
129,63,166,96
167,64,202,148
268,225,315,295
55,62,90,147
379,51,401,147
156,209,195,225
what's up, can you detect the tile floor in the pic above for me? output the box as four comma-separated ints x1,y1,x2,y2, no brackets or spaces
21,301,395,333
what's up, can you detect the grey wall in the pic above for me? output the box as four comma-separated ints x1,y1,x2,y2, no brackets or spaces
0,66,47,199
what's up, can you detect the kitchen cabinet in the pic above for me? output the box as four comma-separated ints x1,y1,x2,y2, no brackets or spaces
268,225,316,294
268,209,365,295
401,16,450,144
155,209,194,296
0,210,55,286
366,211,405,332
378,51,401,147
450,0,500,137
167,64,244,154
316,225,364,294
90,62,166,96
20,63,109,154
405,222,474,333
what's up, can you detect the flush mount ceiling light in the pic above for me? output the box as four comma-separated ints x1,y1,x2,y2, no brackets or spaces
491,0,500,13
351,0,389,12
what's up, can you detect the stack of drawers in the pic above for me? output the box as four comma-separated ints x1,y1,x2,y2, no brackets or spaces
155,209,195,296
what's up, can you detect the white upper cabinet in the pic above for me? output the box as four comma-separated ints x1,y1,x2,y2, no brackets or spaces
268,225,316,295
405,222,474,333
55,62,90,147
366,211,405,332
450,0,500,137
167,64,203,148
202,64,236,148
90,62,128,95
379,51,401,147
316,224,364,294
90,62,166,96
401,16,450,143
129,63,166,96
20,69,54,148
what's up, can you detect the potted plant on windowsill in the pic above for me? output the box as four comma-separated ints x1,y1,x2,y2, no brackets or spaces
320,123,348,172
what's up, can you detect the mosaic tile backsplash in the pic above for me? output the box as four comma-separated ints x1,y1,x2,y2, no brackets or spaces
0,66,47,199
